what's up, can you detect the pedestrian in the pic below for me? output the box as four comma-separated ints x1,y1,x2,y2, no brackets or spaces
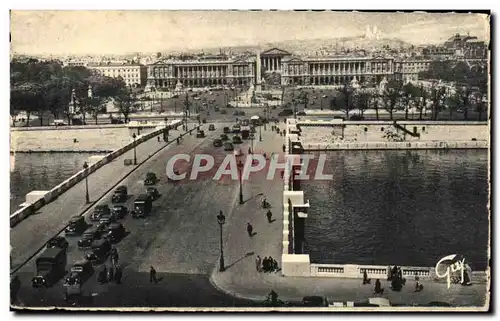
247,222,253,237
266,209,273,223
374,279,384,295
272,258,279,272
262,257,269,272
157,136,160,142
256,255,262,272
363,270,371,285
282,144,286,152
248,147,252,154
115,265,122,284
150,266,157,284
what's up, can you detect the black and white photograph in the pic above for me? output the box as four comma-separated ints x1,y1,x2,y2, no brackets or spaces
7,9,491,312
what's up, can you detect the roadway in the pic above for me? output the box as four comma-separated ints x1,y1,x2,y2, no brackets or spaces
12,120,269,308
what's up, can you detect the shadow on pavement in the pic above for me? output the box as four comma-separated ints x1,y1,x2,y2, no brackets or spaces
225,252,254,271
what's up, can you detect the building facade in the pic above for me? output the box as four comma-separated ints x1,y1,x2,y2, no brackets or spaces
393,59,433,83
146,57,255,89
87,63,147,87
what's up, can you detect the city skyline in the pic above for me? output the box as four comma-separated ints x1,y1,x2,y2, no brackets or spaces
10,11,490,56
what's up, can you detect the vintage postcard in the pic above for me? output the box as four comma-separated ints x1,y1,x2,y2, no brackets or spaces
9,10,491,312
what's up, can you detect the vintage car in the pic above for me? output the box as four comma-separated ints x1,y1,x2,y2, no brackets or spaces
232,135,243,144
196,130,206,138
46,236,69,250
32,247,67,288
98,212,117,226
85,239,112,264
111,186,128,203
111,205,128,219
223,142,234,151
104,223,126,243
213,139,223,147
144,172,158,185
208,124,216,131
77,226,102,249
220,134,229,141
132,194,153,218
223,126,231,134
146,187,160,200
65,216,87,236
64,260,94,287
90,205,111,221
232,124,241,133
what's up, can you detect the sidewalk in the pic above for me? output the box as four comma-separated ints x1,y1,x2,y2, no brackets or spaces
210,124,488,308
10,129,187,270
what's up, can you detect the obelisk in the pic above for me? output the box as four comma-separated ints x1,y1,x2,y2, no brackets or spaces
255,51,262,92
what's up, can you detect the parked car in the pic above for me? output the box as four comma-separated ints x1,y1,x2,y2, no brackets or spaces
208,124,216,131
220,134,229,141
232,135,243,144
46,236,69,250
223,126,231,133
213,139,223,147
111,205,128,219
146,187,160,200
297,111,307,116
223,142,234,151
278,109,294,116
196,130,206,138
90,205,111,221
144,172,158,185
85,239,112,264
98,212,117,226
65,216,87,236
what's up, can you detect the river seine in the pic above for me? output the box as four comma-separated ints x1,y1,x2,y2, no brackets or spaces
10,153,106,213
302,149,489,271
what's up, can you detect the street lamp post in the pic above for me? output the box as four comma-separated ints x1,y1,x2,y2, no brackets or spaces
259,120,262,142
83,161,90,203
132,133,137,165
217,211,226,272
237,160,244,204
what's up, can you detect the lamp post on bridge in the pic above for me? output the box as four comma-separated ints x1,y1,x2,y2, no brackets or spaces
217,211,226,272
132,133,138,165
237,160,244,204
83,161,90,204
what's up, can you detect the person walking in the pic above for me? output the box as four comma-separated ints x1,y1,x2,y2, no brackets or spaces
266,209,273,223
282,144,286,153
150,266,158,284
115,265,122,284
255,255,262,272
247,222,254,237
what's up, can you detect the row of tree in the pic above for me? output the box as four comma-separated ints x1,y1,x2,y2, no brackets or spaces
10,59,137,126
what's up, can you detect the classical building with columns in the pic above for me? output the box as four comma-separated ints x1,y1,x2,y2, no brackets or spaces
146,47,436,90
146,57,255,89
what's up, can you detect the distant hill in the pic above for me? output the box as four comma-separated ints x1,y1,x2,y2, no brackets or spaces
184,35,415,56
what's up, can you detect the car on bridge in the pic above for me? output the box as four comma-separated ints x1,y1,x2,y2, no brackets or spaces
144,172,158,185
65,216,87,236
132,194,153,218
85,239,112,264
90,205,111,221
224,142,234,151
77,226,102,250
111,186,128,203
196,130,206,138
46,236,69,250
111,205,128,219
32,247,67,288
223,126,231,133
232,124,241,133
146,187,161,200
232,136,243,144
104,223,126,243
220,134,229,141
209,124,216,131
213,139,223,147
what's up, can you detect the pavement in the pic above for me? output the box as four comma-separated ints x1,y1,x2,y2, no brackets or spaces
210,125,489,309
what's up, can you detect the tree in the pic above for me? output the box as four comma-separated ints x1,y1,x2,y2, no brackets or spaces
382,79,403,120
355,91,371,117
428,83,447,120
454,85,473,121
115,91,135,123
336,83,356,118
400,83,419,120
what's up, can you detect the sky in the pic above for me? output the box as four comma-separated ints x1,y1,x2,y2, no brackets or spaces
10,11,490,56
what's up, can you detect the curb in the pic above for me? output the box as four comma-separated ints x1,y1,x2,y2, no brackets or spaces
10,127,199,275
